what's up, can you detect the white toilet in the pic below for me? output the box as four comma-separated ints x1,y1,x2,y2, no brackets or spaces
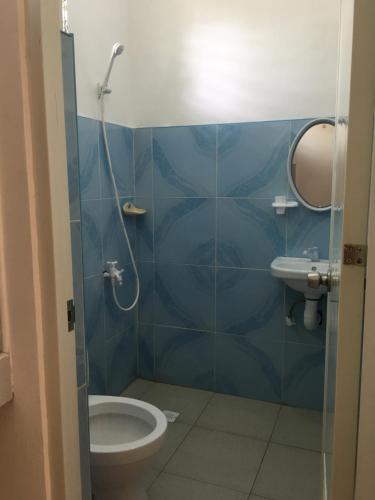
89,395,168,500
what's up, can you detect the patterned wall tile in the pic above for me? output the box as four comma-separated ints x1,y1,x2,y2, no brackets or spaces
138,261,155,324
155,197,215,265
287,205,330,259
215,335,283,402
101,197,136,267
62,36,91,499
153,125,216,197
135,128,153,197
77,116,100,200
138,324,155,380
154,264,215,331
217,198,286,269
155,326,214,391
71,222,86,387
100,123,134,198
285,288,326,346
218,121,290,198
106,329,138,395
77,117,330,409
283,342,325,410
81,199,102,278
61,34,80,221
135,197,154,262
83,276,106,394
216,268,285,342
104,264,137,339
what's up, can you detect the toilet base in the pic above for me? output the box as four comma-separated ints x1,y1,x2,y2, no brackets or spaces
93,484,148,500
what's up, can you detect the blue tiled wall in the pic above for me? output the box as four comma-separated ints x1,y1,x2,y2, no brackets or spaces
78,116,138,395
77,117,329,411
61,32,91,500
135,120,329,411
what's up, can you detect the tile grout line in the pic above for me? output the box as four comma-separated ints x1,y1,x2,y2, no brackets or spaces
150,127,157,379
155,470,254,497
139,381,321,496
248,405,283,498
134,322,324,349
133,261,279,272
269,439,322,455
150,127,156,262
153,325,157,381
146,390,216,490
268,404,283,443
163,403,284,498
284,114,291,345
157,391,216,474
193,423,276,445
96,111,103,201
132,129,140,375
213,124,219,391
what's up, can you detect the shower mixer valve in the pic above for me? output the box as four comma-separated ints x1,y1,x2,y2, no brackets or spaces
103,261,124,286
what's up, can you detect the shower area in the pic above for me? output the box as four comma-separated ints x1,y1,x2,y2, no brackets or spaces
62,1,340,499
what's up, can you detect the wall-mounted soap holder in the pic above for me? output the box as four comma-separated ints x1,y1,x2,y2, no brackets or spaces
123,202,147,216
272,196,298,215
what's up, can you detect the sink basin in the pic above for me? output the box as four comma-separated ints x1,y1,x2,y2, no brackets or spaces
271,257,329,299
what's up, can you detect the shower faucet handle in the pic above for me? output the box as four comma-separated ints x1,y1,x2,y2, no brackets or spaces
104,261,125,286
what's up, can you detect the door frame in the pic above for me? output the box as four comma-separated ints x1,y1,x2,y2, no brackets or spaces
328,1,375,499
354,112,375,499
0,1,82,499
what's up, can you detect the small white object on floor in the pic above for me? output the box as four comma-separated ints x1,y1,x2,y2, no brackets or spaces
163,410,180,423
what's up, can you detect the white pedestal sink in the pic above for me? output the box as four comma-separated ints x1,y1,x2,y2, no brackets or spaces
271,257,329,330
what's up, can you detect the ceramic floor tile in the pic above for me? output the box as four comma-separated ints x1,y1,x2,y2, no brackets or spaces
154,422,192,470
271,406,323,451
197,393,280,440
253,443,322,500
142,468,160,490
142,383,213,424
165,426,267,493
149,473,248,500
121,378,156,399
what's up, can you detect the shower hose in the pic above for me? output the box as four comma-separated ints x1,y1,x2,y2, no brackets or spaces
99,96,140,312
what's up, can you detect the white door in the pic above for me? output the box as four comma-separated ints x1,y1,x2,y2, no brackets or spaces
320,1,375,499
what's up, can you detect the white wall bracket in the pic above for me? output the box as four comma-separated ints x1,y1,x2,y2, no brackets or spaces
272,195,299,215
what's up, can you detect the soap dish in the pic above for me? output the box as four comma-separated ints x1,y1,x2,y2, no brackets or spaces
123,202,147,216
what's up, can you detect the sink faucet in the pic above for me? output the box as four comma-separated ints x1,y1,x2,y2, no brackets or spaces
303,246,320,262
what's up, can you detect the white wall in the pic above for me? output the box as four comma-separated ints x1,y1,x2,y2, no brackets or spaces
69,0,134,126
69,0,340,128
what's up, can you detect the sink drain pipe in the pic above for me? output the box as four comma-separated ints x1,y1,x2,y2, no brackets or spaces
304,298,321,331
287,298,322,331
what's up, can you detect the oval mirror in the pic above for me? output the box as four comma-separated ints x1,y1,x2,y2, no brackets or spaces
288,119,335,211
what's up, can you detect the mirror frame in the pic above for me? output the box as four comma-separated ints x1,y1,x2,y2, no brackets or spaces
287,118,335,212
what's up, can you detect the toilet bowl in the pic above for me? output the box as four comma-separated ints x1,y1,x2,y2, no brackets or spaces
89,395,168,500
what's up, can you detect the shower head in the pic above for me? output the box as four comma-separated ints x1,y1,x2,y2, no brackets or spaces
98,42,125,99
112,43,124,56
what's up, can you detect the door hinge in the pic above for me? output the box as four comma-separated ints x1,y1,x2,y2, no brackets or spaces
67,299,76,332
343,244,367,267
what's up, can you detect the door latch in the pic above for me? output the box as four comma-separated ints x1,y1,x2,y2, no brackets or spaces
67,299,76,332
